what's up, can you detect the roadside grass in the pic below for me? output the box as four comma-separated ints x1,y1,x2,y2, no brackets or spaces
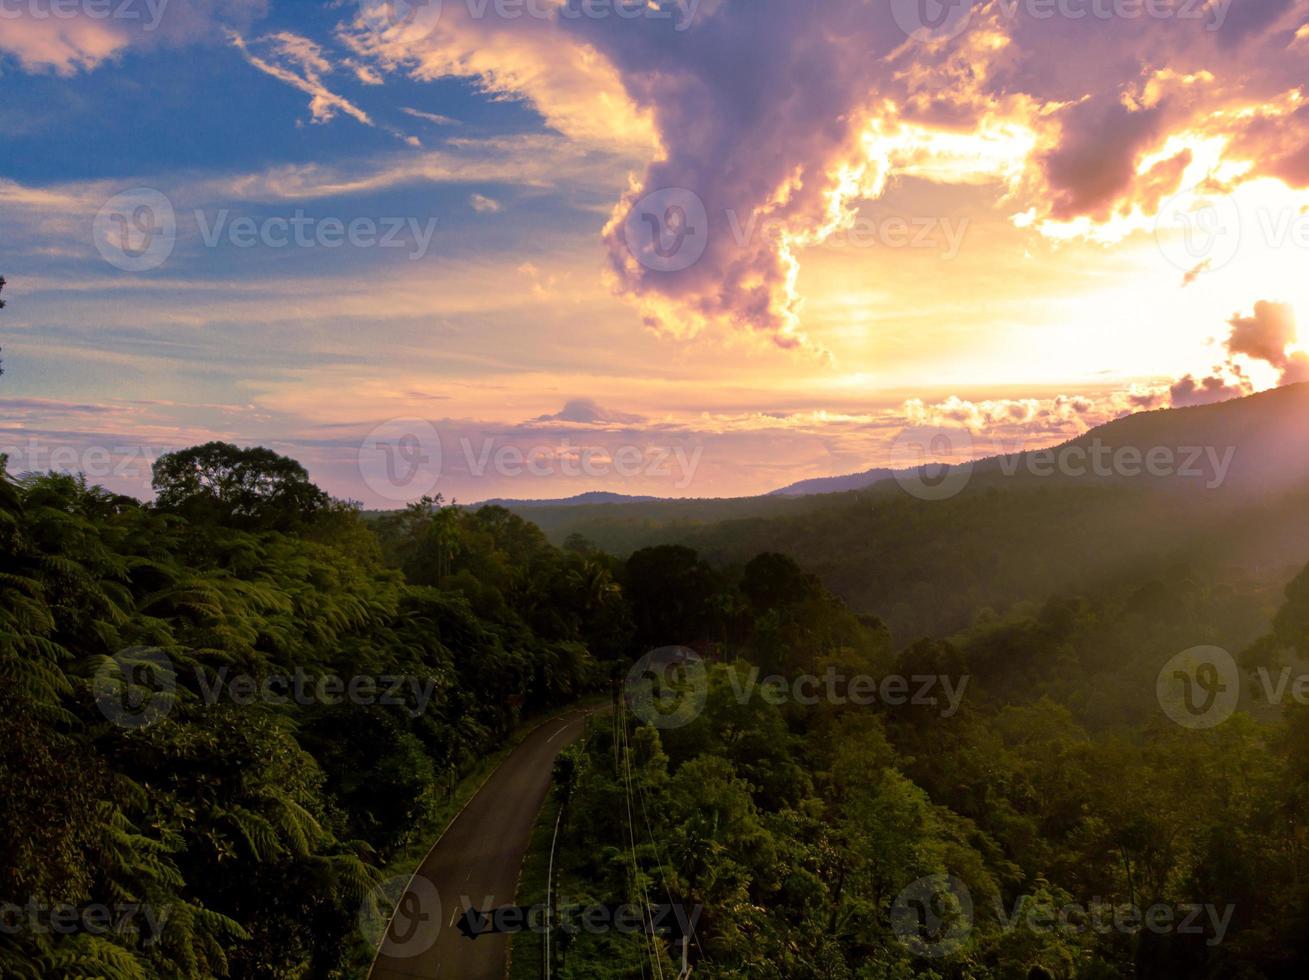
508,792,561,980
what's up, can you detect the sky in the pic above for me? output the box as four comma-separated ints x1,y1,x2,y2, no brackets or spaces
2,0,1309,505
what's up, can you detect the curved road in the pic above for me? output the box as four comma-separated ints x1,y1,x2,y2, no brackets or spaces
369,708,593,980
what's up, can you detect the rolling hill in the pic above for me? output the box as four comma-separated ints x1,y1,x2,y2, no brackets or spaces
504,384,1309,640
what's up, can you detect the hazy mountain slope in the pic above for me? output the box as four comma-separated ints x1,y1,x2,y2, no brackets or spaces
504,492,832,551
769,467,896,496
970,381,1309,492
501,385,1309,640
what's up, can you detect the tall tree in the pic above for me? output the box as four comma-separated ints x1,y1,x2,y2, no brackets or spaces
0,275,7,377
151,441,330,530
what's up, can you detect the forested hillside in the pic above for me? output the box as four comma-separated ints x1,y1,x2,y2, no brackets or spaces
543,550,1309,979
505,385,1309,640
0,444,626,978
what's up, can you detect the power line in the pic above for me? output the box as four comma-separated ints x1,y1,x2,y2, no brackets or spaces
633,751,709,974
619,700,663,980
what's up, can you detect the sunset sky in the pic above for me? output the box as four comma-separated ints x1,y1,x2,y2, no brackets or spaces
3,0,1309,505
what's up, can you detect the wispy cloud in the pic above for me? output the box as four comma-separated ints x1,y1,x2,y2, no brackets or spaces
229,30,373,126
403,107,461,127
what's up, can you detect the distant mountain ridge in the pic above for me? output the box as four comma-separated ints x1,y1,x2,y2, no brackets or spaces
498,383,1309,640
769,468,897,496
474,491,662,509
772,383,1309,497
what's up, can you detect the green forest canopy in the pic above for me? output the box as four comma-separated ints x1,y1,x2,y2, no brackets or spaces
2,441,1308,978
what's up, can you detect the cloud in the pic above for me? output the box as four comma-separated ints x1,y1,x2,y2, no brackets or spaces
903,390,1136,436
0,397,120,416
1225,300,1309,387
0,14,131,74
469,193,502,213
341,1,654,149
230,31,373,126
330,0,1309,356
402,107,461,126
1041,98,1172,221
1169,373,1250,408
1228,300,1298,367
1281,351,1309,384
187,132,624,201
574,1,1309,351
534,398,644,425
0,0,267,74
580,2,913,354
1165,300,1306,407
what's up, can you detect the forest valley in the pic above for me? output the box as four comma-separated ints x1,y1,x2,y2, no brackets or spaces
2,441,1308,979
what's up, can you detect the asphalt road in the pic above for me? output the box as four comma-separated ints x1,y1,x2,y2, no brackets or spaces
369,708,592,980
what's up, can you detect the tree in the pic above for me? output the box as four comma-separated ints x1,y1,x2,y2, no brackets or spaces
151,441,329,531
740,552,820,612
624,545,724,649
